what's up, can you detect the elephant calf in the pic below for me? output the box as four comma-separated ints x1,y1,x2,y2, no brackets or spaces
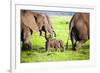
45,36,65,52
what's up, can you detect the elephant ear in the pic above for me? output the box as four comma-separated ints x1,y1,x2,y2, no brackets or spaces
21,10,39,32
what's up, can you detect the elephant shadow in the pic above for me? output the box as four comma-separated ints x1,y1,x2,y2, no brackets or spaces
82,45,89,49
32,46,46,53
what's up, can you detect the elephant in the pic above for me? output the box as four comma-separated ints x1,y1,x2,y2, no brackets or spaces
21,10,39,50
66,13,89,51
32,12,56,38
45,35,65,52
21,10,56,50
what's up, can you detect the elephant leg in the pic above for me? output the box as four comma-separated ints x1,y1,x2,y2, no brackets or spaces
46,43,51,52
47,46,51,53
22,42,32,50
71,32,77,51
75,40,85,51
72,39,77,51
21,31,24,41
22,28,32,50
39,30,42,36
57,48,60,52
39,26,45,36
45,41,48,51
44,30,48,39
59,41,65,51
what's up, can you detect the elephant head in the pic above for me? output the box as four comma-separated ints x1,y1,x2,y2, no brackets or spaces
32,12,56,38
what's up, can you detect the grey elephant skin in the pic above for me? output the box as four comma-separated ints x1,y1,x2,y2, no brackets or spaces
21,10,56,50
66,13,89,51
45,35,64,52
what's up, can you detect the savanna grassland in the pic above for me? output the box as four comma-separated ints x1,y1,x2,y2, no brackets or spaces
21,16,90,63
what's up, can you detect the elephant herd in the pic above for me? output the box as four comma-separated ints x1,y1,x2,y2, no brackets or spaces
21,10,89,52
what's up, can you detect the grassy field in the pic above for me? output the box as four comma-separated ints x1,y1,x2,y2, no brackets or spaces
21,16,90,63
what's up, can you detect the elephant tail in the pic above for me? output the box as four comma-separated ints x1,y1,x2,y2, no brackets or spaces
66,16,74,49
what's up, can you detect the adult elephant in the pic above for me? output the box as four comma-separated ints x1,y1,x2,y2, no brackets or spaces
66,13,89,51
21,10,56,50
32,12,56,38
21,10,39,50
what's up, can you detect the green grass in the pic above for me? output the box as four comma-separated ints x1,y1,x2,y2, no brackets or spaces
21,16,90,63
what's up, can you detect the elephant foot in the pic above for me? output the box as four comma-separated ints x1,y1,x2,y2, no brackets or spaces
22,42,32,51
72,46,80,52
72,48,76,51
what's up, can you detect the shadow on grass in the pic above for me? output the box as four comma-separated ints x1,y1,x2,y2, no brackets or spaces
66,44,89,54
32,45,46,53
65,45,73,50
82,45,89,49
79,45,90,55
21,44,89,54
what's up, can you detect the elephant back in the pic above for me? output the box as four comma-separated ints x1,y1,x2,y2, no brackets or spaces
21,10,39,32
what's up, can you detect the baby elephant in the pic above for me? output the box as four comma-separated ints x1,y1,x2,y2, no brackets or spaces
45,36,65,52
